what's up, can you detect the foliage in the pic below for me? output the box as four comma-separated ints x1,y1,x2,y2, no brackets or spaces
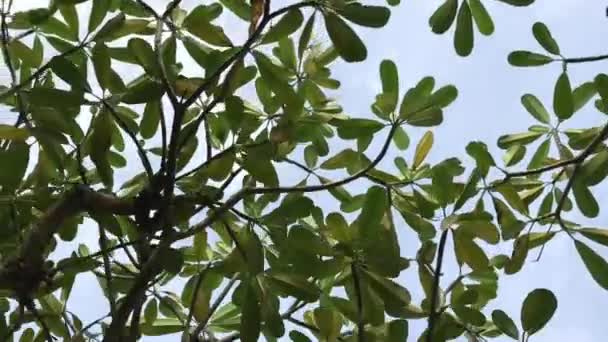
0,0,606,341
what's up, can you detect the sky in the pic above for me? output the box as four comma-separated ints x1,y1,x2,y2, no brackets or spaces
2,0,608,341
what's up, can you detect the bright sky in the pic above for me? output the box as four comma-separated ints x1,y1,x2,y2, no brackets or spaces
4,0,608,341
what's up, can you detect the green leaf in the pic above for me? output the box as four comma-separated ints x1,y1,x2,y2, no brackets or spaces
521,94,550,124
497,132,543,149
7,40,37,67
469,0,494,35
575,240,608,290
527,139,550,170
358,186,386,232
262,9,303,44
454,233,489,271
60,4,79,37
144,299,158,325
491,310,519,340
429,85,458,108
89,0,111,32
572,179,599,218
89,110,114,187
387,320,408,341
266,273,320,302
141,100,161,139
49,55,91,91
579,228,608,247
122,78,165,104
458,220,499,244
184,6,232,47
553,72,574,120
453,305,486,326
572,82,597,112
338,3,391,28
580,150,608,186
406,107,443,127
413,131,434,169
399,81,432,119
496,0,535,5
503,145,526,166
324,12,367,62
466,141,495,176
159,248,184,274
219,0,251,21
520,288,557,335
290,331,312,342
92,42,112,91
128,37,157,75
388,127,408,152
508,51,553,67
0,142,29,191
242,150,278,187
358,187,401,277
93,13,125,42
298,13,315,59
429,0,458,34
359,268,411,306
140,318,184,336
314,307,341,341
0,125,30,141
378,59,399,114
454,1,474,57
532,22,559,55
595,74,608,109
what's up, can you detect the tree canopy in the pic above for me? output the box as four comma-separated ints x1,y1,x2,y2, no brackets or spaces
0,0,607,341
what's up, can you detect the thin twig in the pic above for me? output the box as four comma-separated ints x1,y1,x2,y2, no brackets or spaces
154,17,179,108
191,274,239,339
562,54,608,64
97,225,117,315
178,124,400,240
185,265,211,332
99,98,154,179
26,300,54,342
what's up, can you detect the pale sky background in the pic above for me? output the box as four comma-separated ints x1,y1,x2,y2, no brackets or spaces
2,0,608,341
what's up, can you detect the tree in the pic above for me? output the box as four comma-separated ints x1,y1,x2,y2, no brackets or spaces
0,0,606,341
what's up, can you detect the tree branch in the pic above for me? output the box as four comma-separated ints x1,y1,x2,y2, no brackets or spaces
0,40,89,103
351,264,365,342
0,186,138,290
426,228,449,342
182,1,319,109
191,274,239,340
99,98,154,179
502,122,608,181
154,17,179,108
563,54,608,64
98,224,117,316
0,10,30,131
178,124,399,240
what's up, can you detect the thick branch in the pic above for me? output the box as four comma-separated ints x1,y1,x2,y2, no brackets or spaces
0,186,136,289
